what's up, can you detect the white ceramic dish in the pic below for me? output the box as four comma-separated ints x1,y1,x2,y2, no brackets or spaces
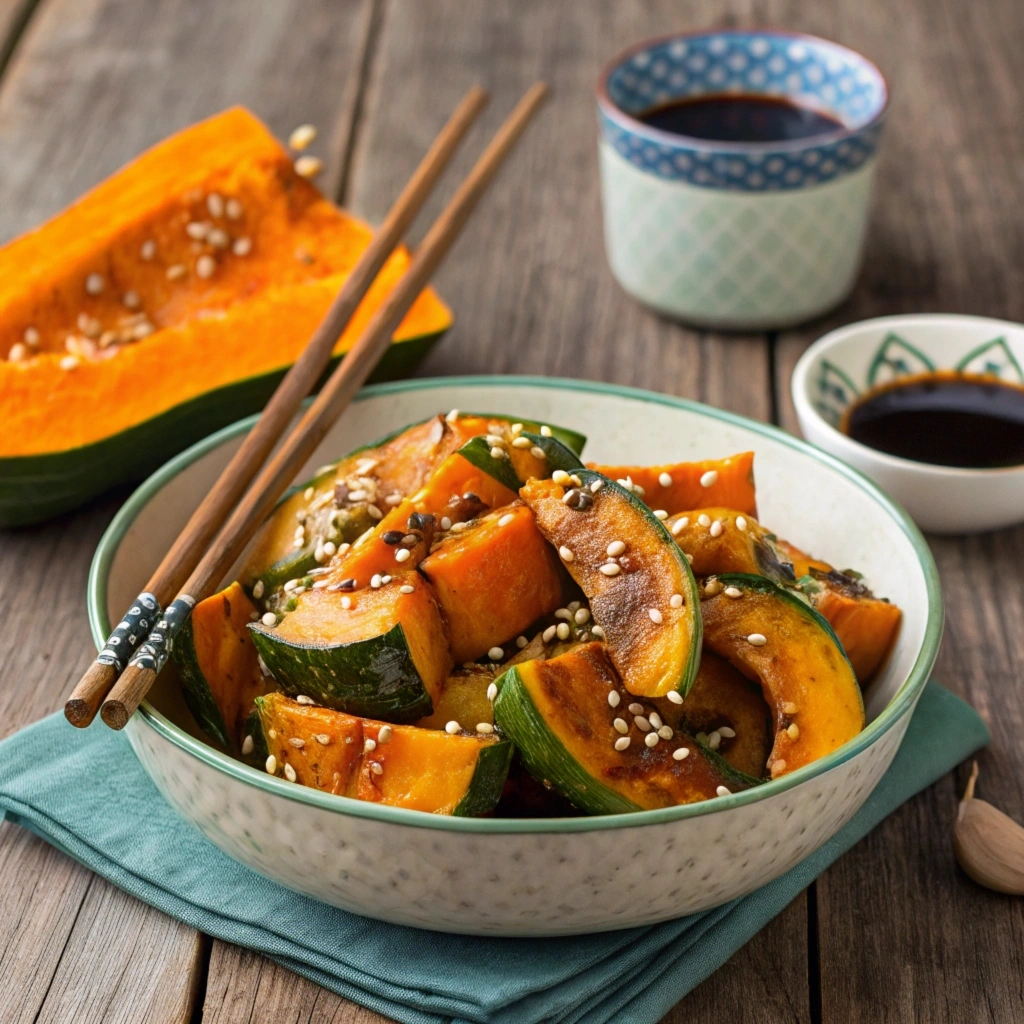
89,376,942,936
792,314,1024,534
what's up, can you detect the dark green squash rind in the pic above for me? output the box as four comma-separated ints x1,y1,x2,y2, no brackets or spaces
173,617,232,751
248,620,434,723
519,432,585,474
455,436,523,492
452,739,515,817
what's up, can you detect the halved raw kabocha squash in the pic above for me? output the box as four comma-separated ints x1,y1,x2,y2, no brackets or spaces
521,470,701,699
172,581,271,752
652,651,772,779
700,574,864,778
418,501,564,662
249,572,450,722
250,692,511,816
0,108,452,527
587,452,756,517
665,508,795,583
415,664,499,731
493,643,758,814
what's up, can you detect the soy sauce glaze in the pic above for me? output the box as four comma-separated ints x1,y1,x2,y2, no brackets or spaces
637,95,843,143
842,372,1024,469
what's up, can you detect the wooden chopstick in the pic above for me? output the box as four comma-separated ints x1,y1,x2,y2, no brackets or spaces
100,83,549,730
64,86,489,728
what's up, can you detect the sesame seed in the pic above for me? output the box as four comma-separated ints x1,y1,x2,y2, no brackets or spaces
570,474,582,487
288,737,305,748
381,575,392,584
511,423,524,434
348,489,368,502
7,343,27,362
226,198,244,220
556,622,570,640
599,563,621,577
718,726,736,738
295,155,323,178
123,290,141,311
167,263,187,280
673,746,690,761
207,227,230,249
591,625,605,638
685,552,694,564
782,701,799,715
608,691,620,708
654,509,668,520
450,520,469,533
787,723,801,740
241,735,254,755
552,470,571,484
710,520,724,538
512,436,532,448
378,725,393,744
735,516,748,531
644,732,659,748
232,236,252,257
542,625,557,643
304,486,314,501
261,612,277,626
649,712,663,729
614,736,631,751
628,703,644,715
747,633,767,646
634,716,651,732
140,240,156,260
439,516,452,531
716,785,731,797
669,594,684,609
539,425,553,437
771,760,787,778
289,123,317,150
648,608,663,624
385,493,403,506
314,734,331,745
498,513,515,527
590,479,604,493
516,635,528,648
554,608,571,621
186,220,210,240
613,718,628,734
85,272,105,295
398,584,415,595
295,695,315,705
196,255,216,279
370,762,384,776
701,470,719,488
488,646,504,661
490,446,506,459
268,730,276,739
341,596,352,609
486,683,499,704
395,548,411,563
606,540,626,557
265,755,278,775
558,545,574,562
666,690,684,705
207,192,225,217
658,725,674,740
476,722,495,734
445,721,461,735
530,446,546,459
364,738,377,754
697,513,711,528
704,579,723,596
446,409,460,423
708,731,722,749
574,608,590,625
671,517,688,536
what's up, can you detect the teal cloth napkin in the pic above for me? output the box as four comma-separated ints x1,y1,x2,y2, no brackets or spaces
0,682,987,1024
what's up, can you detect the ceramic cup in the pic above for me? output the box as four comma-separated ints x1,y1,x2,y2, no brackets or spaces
597,30,888,329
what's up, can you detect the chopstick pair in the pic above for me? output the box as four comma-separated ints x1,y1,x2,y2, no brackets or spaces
65,81,549,730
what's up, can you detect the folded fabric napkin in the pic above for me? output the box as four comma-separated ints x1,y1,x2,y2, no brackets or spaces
0,682,987,1024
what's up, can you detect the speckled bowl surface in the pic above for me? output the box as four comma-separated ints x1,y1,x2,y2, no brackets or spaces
89,376,942,936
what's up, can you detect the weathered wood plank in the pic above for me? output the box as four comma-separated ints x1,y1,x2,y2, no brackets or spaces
769,0,1024,1018
0,0,375,1021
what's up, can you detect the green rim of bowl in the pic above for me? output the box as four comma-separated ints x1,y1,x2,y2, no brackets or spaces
88,375,943,834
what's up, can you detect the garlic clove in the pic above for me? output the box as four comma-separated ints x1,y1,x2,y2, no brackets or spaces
953,761,1024,896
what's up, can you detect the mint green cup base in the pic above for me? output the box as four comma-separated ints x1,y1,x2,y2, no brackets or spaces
90,377,941,935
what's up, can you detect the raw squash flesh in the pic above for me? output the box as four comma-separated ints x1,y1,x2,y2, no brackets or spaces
665,508,794,582
700,574,864,777
588,453,756,517
0,108,451,526
418,501,564,662
521,470,702,699
251,692,511,816
173,582,270,752
493,643,758,814
249,572,451,722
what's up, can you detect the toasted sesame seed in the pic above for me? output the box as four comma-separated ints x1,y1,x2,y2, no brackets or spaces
265,755,277,774
394,548,411,563
747,633,767,646
385,493,403,506
207,227,230,249
140,239,156,260
304,486,315,501
716,785,731,797
771,760,787,777
381,575,392,584
450,520,469,532
267,729,277,739
167,263,187,280
590,479,604,493
599,563,621,577
559,545,574,562
658,725,674,740
628,703,644,715
341,596,352,609
649,711,663,729
516,635,528,648
445,720,461,735
370,762,384,776
606,540,626,557
487,682,498,701
574,608,590,625
708,731,722,750
653,509,668,521
685,552,694,564
671,517,688,536
570,474,582,487
613,718,628,734
476,722,495,734
673,746,690,761
295,155,323,178
648,608,663,624
666,690,684,705
446,408,460,423
634,716,651,732
539,425,552,437
288,737,305,748
399,584,416,595
122,290,141,311
787,723,801,740
241,735,254,755
697,513,711,528
704,578,723,596
721,587,743,600
542,625,557,643
498,513,515,527
196,255,216,279
614,736,631,751
295,695,315,705
552,470,571,485
7,343,27,362
556,622,570,640
289,123,317,150
668,594,684,611
261,612,277,626
591,625,605,638
701,470,719,488
608,691,620,708
371,574,383,588
186,220,210,240
782,701,799,715
348,489,368,502
363,738,377,755
226,198,244,220
710,520,724,538
530,446,546,459
85,272,105,295
489,446,506,459
488,646,504,661
554,608,571,621
232,236,252,257
735,516,748,531
641,732,658,749
314,733,331,745
207,192,225,218
378,725,393,744
512,436,532,448
511,423,523,434
718,726,736,739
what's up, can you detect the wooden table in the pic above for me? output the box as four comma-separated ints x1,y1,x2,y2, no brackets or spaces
1,1,1022,1021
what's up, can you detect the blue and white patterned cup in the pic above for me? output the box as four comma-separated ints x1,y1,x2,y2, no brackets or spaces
597,30,888,329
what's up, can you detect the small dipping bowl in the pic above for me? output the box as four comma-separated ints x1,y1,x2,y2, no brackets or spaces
597,30,888,329
792,314,1024,534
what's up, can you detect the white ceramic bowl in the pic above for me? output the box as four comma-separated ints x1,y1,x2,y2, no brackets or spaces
89,376,941,936
792,314,1024,534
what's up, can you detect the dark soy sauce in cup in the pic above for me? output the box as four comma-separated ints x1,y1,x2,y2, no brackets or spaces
842,372,1024,468
638,95,843,143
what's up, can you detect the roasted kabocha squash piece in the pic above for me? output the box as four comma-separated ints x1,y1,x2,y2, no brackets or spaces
700,574,864,778
249,692,511,816
418,501,564,663
652,651,772,779
0,108,452,526
521,470,701,699
664,508,795,582
249,572,451,722
587,452,756,517
172,581,271,752
493,643,759,814
416,664,499,731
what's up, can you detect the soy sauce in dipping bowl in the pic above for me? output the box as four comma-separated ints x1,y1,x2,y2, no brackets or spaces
597,30,888,329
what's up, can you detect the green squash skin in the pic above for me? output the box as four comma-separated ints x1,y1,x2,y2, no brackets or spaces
241,706,268,768
248,621,434,723
452,738,515,817
0,332,443,528
519,432,584,474
455,436,523,492
173,617,233,751
493,664,759,815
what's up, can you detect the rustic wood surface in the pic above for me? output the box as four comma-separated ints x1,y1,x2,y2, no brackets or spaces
0,0,1021,1021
